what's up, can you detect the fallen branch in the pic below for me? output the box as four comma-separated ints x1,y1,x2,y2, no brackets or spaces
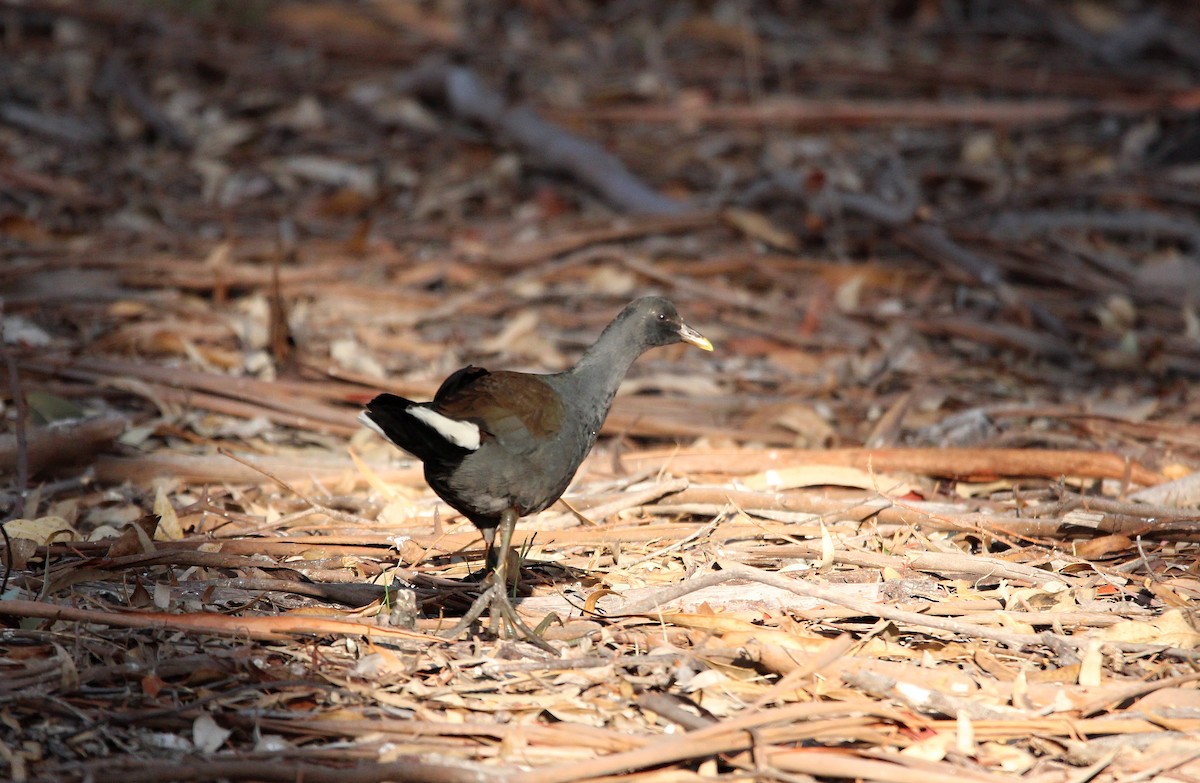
396,57,686,215
0,599,435,644
619,446,1163,486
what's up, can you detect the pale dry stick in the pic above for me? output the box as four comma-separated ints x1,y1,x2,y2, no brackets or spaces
720,489,838,551
620,509,726,568
575,467,661,496
650,501,834,525
931,608,1137,629
1056,633,1200,663
1075,670,1200,718
1116,749,1200,783
1061,749,1120,783
482,651,683,675
748,633,856,710
620,447,1164,487
844,668,1023,720
230,505,322,535
756,748,1010,783
1036,486,1200,521
545,476,689,531
653,496,1199,538
653,482,905,529
1135,534,1161,582
904,550,1070,589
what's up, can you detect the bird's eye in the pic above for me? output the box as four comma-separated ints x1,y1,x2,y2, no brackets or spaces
657,313,667,321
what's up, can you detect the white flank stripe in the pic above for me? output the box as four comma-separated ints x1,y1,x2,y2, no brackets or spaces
409,406,481,450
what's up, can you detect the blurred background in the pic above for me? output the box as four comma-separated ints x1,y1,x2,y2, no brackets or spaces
3,3,1200,777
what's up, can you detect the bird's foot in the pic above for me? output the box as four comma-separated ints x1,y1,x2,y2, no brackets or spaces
440,576,556,654
440,506,555,652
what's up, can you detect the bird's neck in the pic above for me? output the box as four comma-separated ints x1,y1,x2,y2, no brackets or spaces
567,317,645,422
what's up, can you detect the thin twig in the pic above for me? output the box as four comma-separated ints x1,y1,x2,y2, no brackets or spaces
218,448,376,527
2,349,29,596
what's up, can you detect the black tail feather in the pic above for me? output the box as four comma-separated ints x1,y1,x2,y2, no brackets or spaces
363,393,469,465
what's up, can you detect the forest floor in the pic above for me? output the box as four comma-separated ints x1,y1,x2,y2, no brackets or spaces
3,2,1200,782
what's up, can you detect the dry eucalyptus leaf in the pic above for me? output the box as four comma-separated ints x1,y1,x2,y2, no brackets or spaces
192,714,232,754
1098,609,1200,647
154,485,184,541
4,517,75,545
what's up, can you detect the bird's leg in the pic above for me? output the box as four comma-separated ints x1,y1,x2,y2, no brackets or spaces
488,508,556,652
442,508,555,653
487,507,517,632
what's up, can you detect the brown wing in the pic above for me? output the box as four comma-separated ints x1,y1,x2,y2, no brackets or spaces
433,365,489,403
435,371,565,455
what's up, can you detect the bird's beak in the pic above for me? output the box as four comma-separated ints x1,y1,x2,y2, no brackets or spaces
678,322,714,352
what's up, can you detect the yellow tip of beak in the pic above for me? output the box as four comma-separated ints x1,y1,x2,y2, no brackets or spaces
679,324,714,352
